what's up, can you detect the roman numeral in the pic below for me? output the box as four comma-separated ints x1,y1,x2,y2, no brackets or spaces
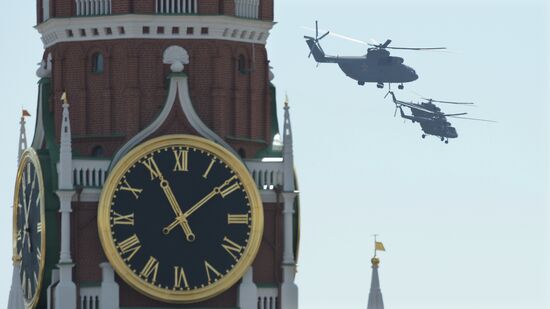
221,237,243,261
26,166,31,185
17,230,22,241
117,234,141,261
26,277,32,299
202,158,216,179
36,222,42,233
21,271,27,297
204,260,222,283
220,182,240,198
141,156,162,180
228,214,249,225
173,149,189,172
36,248,42,261
113,211,134,226
140,256,159,283
173,266,189,289
119,179,143,199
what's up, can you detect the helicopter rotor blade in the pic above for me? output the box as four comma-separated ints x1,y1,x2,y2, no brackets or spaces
368,38,380,46
399,101,438,114
315,20,319,39
380,39,392,48
386,46,447,51
423,98,474,105
443,112,468,117
318,31,330,41
448,116,497,123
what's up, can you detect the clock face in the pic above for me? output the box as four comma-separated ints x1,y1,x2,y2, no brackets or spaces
13,149,46,309
98,135,263,303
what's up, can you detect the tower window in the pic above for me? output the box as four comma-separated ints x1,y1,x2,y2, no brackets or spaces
92,53,104,74
238,148,246,158
238,55,247,74
91,145,104,157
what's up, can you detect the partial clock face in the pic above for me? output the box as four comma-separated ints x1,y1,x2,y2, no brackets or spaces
13,149,46,309
98,135,263,303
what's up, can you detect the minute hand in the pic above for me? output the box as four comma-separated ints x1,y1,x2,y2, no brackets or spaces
183,176,237,218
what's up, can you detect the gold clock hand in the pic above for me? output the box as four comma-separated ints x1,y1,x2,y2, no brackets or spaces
183,176,238,218
159,178,195,242
162,176,239,234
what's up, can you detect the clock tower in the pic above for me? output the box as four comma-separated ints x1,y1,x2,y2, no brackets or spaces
7,1,300,309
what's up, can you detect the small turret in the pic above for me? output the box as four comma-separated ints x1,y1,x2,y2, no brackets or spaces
367,237,386,309
17,110,31,163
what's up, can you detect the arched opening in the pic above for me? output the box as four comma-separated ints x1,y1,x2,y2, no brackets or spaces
237,54,247,74
238,148,246,158
91,52,104,73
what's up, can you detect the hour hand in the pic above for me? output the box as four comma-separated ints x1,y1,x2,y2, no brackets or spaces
159,179,195,241
163,216,195,242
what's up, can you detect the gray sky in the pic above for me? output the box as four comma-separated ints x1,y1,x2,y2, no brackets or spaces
1,1,549,308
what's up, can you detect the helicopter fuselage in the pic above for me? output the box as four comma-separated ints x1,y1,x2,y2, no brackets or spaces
305,38,419,85
407,108,458,139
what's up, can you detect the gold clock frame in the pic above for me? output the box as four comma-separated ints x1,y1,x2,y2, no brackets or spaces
98,134,264,303
12,148,47,309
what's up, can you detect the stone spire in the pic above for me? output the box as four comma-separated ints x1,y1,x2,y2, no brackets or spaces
367,257,385,309
54,91,77,309
59,92,73,190
18,110,30,163
280,94,298,309
282,94,294,192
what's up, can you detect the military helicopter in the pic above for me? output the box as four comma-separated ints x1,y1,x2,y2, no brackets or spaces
385,91,494,143
304,21,446,89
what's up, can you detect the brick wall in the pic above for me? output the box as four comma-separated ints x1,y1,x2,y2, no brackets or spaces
46,38,273,159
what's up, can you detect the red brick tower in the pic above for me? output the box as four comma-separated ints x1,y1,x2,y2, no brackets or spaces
7,1,300,308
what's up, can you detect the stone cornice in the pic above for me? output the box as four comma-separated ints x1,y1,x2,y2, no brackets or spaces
35,14,275,48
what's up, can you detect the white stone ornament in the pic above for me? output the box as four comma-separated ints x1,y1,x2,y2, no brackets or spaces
36,53,53,78
163,46,189,72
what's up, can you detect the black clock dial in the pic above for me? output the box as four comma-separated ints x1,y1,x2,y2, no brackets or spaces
13,150,46,309
99,136,263,303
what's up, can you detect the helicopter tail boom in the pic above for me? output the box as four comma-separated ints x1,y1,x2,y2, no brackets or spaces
304,38,334,63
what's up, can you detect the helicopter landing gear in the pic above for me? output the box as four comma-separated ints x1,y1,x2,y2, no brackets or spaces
376,82,384,89
421,134,426,139
445,139,449,144
440,136,445,141
358,81,365,86
398,83,404,90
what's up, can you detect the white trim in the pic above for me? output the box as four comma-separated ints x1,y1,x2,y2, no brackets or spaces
110,74,238,169
35,14,275,48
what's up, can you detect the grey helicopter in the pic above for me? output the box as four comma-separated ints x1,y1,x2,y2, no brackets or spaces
385,91,495,143
304,21,446,89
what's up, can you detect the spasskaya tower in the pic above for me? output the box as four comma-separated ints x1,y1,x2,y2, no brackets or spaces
7,1,300,309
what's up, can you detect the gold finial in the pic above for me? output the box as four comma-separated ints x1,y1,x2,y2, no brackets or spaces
371,257,380,266
60,91,68,105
